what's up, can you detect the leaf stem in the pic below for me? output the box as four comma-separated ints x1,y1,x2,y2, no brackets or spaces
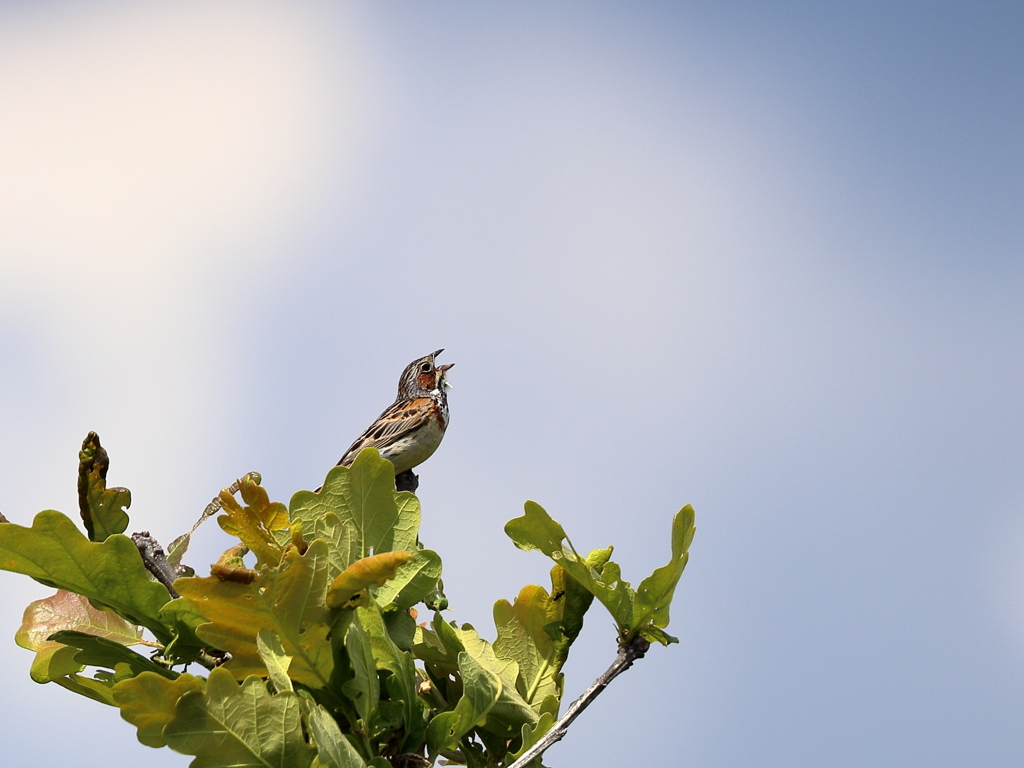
505,634,651,768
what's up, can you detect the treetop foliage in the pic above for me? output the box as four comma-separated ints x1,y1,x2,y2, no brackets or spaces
0,432,695,767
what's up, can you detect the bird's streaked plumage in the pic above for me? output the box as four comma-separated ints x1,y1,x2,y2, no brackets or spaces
337,349,453,475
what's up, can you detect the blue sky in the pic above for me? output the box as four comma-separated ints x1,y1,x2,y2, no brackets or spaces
1,2,1022,766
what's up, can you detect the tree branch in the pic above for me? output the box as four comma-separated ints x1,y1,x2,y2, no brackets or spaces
131,531,182,599
395,469,419,494
506,634,651,768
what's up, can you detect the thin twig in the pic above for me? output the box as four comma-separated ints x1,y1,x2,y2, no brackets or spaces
505,635,651,768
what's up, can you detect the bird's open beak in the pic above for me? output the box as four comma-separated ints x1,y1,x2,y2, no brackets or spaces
438,360,454,389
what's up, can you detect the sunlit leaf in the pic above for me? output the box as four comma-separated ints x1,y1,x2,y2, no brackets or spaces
422,615,539,738
325,551,414,610
307,513,361,580
493,584,563,711
503,501,696,644
216,475,286,569
507,711,556,763
174,541,334,689
631,505,695,643
374,549,442,612
0,510,172,641
77,432,130,542
447,622,539,735
163,667,315,768
210,544,256,584
290,449,417,562
503,501,568,557
113,671,205,748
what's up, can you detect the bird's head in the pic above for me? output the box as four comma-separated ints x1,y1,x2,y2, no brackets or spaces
398,349,454,398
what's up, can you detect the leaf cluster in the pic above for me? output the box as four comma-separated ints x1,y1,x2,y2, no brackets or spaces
0,433,695,767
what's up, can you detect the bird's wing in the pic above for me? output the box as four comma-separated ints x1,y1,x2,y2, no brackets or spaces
337,397,434,466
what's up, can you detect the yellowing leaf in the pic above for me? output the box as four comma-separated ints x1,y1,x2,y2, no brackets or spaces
174,541,334,689
326,551,415,610
113,671,205,748
216,475,286,569
210,544,256,584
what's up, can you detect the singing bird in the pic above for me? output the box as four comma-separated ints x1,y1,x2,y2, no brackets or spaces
337,349,453,475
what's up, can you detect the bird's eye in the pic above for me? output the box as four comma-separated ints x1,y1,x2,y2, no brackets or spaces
420,363,432,373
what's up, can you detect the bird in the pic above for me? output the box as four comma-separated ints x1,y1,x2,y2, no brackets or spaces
337,349,454,476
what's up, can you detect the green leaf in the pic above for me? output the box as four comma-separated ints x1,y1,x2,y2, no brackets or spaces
53,671,121,706
257,629,294,693
383,609,416,652
113,671,205,748
503,501,696,644
493,584,563,712
307,513,361,581
302,700,367,768
356,604,427,751
290,449,416,562
425,651,501,754
447,623,539,735
374,549,443,612
174,541,334,689
508,711,556,763
342,615,379,724
0,510,172,641
411,622,457,669
49,630,177,680
548,562,595,672
503,501,568,557
77,431,130,541
163,667,315,768
158,597,210,663
16,589,143,683
631,505,695,644
325,551,415,610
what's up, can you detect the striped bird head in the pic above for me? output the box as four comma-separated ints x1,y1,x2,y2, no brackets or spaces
397,349,454,399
